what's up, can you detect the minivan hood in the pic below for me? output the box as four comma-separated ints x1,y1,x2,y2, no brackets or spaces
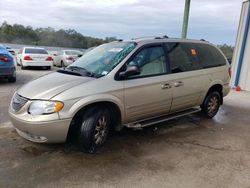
18,72,94,100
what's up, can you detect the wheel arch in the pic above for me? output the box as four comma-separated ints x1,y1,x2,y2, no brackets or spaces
66,98,124,141
203,83,223,105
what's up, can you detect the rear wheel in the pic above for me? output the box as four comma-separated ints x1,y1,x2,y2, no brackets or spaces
201,91,221,118
78,107,111,153
8,76,16,83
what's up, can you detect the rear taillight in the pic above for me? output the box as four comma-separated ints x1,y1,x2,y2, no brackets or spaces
46,57,53,61
228,67,232,78
24,56,33,61
66,56,73,60
0,55,10,62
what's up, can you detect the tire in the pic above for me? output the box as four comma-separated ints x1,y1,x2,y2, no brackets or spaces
78,107,111,153
61,61,65,67
8,76,16,83
201,91,221,118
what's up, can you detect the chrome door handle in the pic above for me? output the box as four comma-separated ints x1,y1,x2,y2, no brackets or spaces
161,83,172,89
174,81,184,87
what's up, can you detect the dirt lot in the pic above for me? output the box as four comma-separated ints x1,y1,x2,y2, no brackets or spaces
1,66,250,188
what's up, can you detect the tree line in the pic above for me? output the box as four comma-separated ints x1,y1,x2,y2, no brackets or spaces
217,44,234,59
0,21,234,58
0,21,117,49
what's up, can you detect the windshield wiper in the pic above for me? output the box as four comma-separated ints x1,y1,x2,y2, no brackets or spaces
57,69,83,76
67,66,96,77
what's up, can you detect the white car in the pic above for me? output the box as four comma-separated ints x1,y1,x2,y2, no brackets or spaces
53,50,82,67
16,47,53,70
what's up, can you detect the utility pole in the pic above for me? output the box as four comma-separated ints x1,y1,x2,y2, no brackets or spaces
181,0,191,38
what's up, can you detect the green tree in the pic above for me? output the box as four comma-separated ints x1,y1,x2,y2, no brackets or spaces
0,21,109,49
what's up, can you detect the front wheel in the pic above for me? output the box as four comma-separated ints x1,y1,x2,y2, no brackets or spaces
201,91,221,118
78,107,111,153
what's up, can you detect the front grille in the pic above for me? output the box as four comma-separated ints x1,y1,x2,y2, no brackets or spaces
11,93,28,112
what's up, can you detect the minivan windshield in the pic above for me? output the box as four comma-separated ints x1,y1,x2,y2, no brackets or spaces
66,42,136,78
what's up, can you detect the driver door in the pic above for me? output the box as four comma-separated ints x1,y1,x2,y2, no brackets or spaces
123,44,173,123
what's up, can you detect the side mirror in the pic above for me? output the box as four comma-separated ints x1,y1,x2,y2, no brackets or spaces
78,54,83,58
119,65,140,78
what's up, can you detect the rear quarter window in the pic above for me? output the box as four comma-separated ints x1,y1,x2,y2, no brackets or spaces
194,44,227,68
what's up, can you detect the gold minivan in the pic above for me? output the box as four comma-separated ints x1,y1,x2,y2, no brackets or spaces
9,37,231,153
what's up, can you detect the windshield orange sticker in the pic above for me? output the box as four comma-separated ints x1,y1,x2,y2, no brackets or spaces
191,49,197,55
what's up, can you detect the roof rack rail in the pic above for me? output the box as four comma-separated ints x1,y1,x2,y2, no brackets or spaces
131,35,169,40
155,35,169,39
131,36,156,40
200,39,206,41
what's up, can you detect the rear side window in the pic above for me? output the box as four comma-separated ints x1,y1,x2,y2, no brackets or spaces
165,43,200,73
25,48,48,54
192,44,227,68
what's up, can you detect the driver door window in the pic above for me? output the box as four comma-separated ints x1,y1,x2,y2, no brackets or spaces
127,46,167,77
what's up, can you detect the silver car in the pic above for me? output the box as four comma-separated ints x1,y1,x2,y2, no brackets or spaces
53,50,82,67
9,37,231,153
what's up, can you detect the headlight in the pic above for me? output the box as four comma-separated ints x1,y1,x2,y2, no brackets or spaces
28,101,64,115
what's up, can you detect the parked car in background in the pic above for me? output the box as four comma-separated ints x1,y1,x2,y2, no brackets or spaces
9,38,231,153
83,47,95,55
0,45,16,82
53,50,82,67
16,47,53,70
5,46,15,56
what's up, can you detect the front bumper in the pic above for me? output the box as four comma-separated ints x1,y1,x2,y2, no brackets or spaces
9,111,72,143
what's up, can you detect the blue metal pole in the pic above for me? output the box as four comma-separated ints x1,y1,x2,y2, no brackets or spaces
234,2,250,86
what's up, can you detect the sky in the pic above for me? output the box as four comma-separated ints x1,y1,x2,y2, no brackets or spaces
0,0,244,45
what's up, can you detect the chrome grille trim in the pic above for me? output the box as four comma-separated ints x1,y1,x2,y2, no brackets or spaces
11,93,28,112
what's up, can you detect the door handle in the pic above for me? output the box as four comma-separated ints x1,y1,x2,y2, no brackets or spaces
161,83,172,89
174,81,184,87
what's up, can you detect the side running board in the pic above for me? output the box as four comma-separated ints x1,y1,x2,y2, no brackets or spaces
124,107,201,129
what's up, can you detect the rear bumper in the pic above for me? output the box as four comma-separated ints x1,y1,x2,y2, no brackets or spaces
64,60,74,66
22,60,53,67
0,66,15,77
223,83,231,97
9,111,72,143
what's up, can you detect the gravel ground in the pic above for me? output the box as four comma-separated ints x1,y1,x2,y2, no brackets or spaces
1,66,250,188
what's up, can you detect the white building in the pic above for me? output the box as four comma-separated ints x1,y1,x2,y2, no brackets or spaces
231,0,250,91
